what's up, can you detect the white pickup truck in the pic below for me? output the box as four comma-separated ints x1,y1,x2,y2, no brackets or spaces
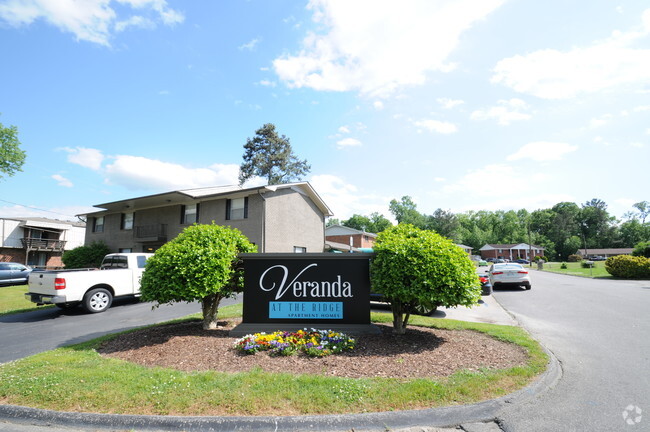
25,253,153,313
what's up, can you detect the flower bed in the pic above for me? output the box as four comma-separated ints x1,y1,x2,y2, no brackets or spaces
234,329,356,357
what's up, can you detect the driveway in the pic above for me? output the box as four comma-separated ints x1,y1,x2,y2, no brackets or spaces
0,297,239,364
493,270,650,431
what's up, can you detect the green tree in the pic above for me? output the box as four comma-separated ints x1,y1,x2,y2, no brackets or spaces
632,241,650,258
326,218,341,227
140,224,257,330
62,241,110,269
342,212,392,233
0,118,26,179
619,219,648,247
548,202,581,260
368,212,393,233
426,208,459,240
371,224,481,334
238,123,310,185
388,196,426,228
580,198,616,248
632,201,650,224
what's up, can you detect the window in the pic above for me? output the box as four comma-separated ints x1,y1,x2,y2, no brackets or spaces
121,213,134,230
119,248,132,253
93,216,104,233
226,197,248,220
137,255,149,268
100,255,128,269
181,204,199,224
294,246,307,253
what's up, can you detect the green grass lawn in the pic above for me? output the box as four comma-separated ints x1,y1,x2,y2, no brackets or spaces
540,261,611,278
0,284,53,316
0,304,548,416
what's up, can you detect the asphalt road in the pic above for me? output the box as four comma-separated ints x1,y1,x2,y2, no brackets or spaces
0,296,240,364
493,269,650,431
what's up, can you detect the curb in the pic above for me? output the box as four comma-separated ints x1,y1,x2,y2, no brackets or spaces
0,348,562,432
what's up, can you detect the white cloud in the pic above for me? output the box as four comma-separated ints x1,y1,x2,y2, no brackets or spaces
273,0,506,98
470,98,532,125
52,174,73,187
437,98,465,109
115,15,154,32
104,156,241,190
338,125,350,134
0,204,94,221
62,147,105,170
309,174,389,220
336,137,362,148
507,142,578,162
258,79,276,87
0,0,184,46
413,119,457,134
630,141,646,148
238,38,260,51
454,193,575,214
589,114,613,128
491,11,650,99
442,164,549,198
373,101,384,110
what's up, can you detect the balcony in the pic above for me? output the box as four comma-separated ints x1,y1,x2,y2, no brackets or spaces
21,238,67,251
135,224,168,242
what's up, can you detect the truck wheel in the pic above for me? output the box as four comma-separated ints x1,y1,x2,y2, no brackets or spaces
83,288,113,313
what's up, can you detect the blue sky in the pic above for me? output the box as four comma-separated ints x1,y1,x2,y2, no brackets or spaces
0,0,648,223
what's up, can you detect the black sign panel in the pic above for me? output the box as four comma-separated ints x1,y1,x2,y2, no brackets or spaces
240,253,372,325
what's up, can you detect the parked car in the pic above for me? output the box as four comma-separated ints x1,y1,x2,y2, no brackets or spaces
590,256,607,261
514,259,530,264
495,258,506,263
488,263,531,290
0,262,32,285
477,259,488,266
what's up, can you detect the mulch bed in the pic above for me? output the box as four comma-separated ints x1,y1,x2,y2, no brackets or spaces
98,319,528,379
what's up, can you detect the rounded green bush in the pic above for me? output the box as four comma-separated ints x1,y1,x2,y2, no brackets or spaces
140,223,256,329
371,224,481,333
62,241,110,269
605,255,650,279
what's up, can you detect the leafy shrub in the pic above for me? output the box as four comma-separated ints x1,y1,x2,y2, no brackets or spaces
581,261,593,269
371,224,480,334
605,255,650,279
534,255,544,262
140,223,256,329
567,254,583,262
632,241,650,258
560,262,568,269
62,241,110,269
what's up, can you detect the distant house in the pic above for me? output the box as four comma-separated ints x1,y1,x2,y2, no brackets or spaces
576,248,633,259
456,244,473,255
0,217,86,268
325,225,377,252
479,243,545,261
79,182,333,254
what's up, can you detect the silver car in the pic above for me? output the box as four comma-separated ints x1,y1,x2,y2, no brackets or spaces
488,263,531,290
0,262,32,285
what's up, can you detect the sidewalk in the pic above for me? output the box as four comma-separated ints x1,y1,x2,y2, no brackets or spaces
437,294,518,326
